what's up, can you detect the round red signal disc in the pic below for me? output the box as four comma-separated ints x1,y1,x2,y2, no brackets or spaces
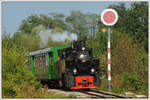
101,9,118,26
103,11,116,24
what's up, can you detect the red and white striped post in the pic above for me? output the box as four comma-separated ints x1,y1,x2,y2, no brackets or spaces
101,9,118,92
108,28,111,92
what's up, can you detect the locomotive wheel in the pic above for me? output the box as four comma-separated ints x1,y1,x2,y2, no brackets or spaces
63,72,74,89
94,70,101,86
62,74,67,89
67,74,74,88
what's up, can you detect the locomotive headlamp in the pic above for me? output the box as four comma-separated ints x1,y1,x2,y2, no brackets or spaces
91,68,95,73
82,47,85,50
80,54,84,58
73,69,77,73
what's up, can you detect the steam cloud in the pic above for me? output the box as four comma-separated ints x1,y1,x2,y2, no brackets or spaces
34,25,78,48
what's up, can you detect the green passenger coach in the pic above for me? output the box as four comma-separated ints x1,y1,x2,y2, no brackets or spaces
27,46,70,81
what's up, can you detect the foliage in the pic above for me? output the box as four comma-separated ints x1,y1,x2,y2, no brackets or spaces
86,31,107,57
2,36,40,98
12,32,41,51
15,83,76,98
122,72,143,92
108,2,148,51
49,12,65,20
47,37,72,47
110,32,148,95
19,14,67,34
98,53,107,80
87,13,100,37
66,10,89,37
88,29,148,95
111,32,135,74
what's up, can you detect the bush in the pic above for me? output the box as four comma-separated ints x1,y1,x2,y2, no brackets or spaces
97,32,148,95
122,72,143,92
2,36,38,98
15,82,76,98
110,32,148,95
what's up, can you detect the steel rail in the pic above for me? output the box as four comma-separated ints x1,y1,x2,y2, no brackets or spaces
79,89,129,98
91,89,128,98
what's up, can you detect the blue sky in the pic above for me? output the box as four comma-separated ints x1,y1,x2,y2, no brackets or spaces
2,1,132,35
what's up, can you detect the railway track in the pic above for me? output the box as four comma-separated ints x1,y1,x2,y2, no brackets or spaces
48,88,146,98
79,89,129,98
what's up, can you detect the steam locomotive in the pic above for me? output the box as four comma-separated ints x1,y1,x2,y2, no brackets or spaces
28,39,101,89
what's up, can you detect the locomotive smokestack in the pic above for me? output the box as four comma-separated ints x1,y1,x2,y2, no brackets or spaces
81,36,87,47
71,36,87,50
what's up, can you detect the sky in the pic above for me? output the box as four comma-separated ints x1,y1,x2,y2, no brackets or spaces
2,1,132,36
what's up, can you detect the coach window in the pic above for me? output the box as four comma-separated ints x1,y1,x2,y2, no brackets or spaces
50,53,53,65
46,54,48,66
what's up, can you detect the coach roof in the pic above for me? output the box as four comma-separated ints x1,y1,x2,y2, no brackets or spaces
28,48,51,56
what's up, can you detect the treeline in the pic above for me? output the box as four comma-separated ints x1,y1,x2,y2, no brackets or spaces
2,2,148,98
99,2,148,95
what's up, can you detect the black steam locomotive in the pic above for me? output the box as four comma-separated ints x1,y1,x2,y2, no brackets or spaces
61,39,101,89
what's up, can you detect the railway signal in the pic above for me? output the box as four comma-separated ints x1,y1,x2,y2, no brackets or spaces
101,28,108,34
101,9,118,92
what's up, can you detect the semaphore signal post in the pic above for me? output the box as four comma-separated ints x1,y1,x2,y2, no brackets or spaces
101,9,118,93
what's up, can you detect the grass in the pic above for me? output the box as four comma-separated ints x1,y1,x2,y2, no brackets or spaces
11,82,77,98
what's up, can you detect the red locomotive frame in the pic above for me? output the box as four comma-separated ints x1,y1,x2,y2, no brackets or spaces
70,76,99,89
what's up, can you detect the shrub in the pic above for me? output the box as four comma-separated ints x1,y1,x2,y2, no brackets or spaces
2,36,38,98
15,82,76,98
98,32,148,95
122,72,143,92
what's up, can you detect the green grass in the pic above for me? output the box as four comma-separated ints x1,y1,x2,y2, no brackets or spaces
14,83,77,98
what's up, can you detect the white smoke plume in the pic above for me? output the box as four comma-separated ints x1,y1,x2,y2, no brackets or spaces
34,25,78,48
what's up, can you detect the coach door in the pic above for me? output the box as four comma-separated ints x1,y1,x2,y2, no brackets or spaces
34,54,49,80
48,52,53,79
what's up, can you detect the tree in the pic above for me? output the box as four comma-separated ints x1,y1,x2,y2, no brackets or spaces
2,35,39,97
12,32,40,51
108,2,148,51
49,12,65,20
66,10,89,38
87,13,100,37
